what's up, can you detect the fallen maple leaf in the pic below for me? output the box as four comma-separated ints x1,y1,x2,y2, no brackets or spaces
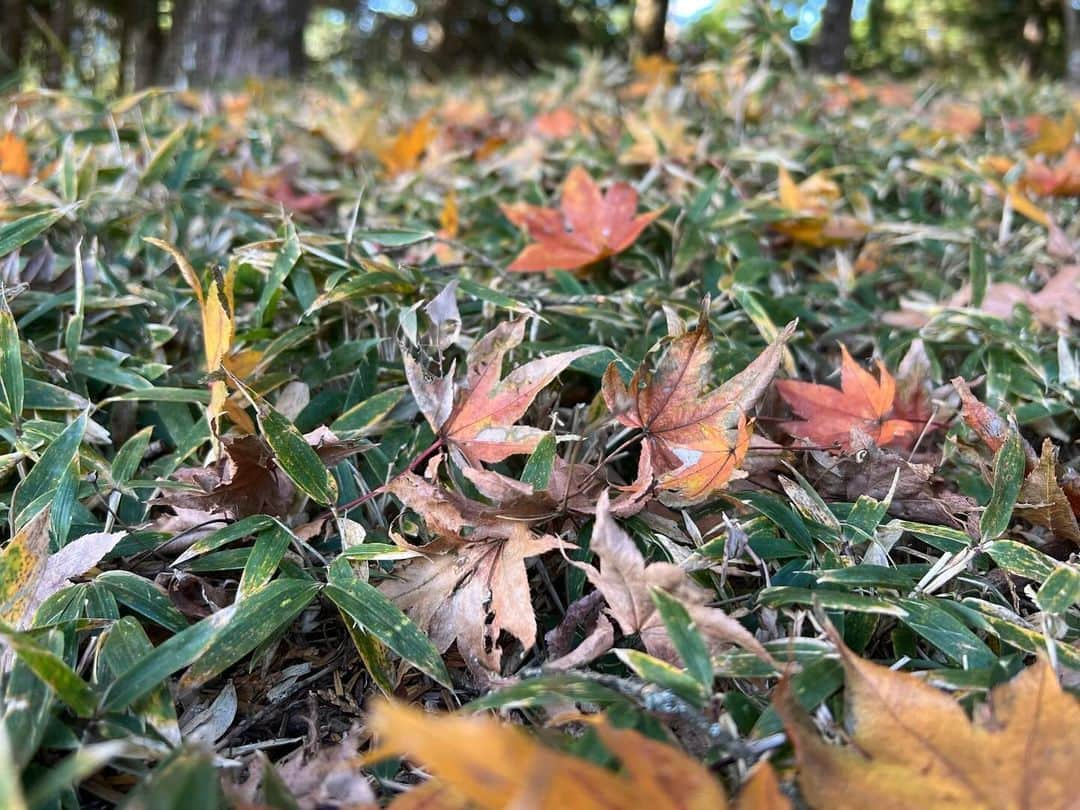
378,113,438,176
403,317,597,465
567,491,775,668
500,166,661,274
619,104,696,166
368,700,732,809
1022,147,1080,196
773,167,869,247
602,310,794,505
380,471,564,674
0,131,31,178
1021,113,1076,157
776,626,1080,810
777,345,927,453
530,107,581,139
623,53,678,98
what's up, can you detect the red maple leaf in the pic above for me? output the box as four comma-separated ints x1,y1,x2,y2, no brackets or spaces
500,166,661,273
776,345,926,452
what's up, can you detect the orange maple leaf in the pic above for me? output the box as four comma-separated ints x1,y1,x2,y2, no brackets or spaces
0,131,31,178
773,167,869,247
404,318,598,465
603,311,794,505
776,345,925,452
1022,147,1080,196
500,166,661,273
378,113,438,176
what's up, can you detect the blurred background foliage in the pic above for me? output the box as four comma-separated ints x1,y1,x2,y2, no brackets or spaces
1,0,1080,91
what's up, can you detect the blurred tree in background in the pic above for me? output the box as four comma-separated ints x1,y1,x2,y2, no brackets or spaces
2,0,1080,90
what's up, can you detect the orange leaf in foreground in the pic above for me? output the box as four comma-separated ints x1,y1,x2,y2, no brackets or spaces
369,701,731,810
500,166,661,273
603,311,794,505
404,318,597,465
775,628,1080,810
0,131,31,178
777,345,924,452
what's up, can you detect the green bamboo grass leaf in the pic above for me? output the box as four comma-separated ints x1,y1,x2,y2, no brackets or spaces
118,748,220,810
140,123,188,185
25,740,128,810
980,429,1026,541
0,294,23,426
2,630,60,769
0,625,96,717
0,721,26,810
173,515,275,566
255,220,301,324
11,412,86,532
222,371,337,505
101,605,238,713
614,649,707,707
325,567,451,688
237,524,293,599
1035,564,1080,614
23,379,88,411
896,597,997,669
96,571,189,634
97,617,180,745
520,432,556,490
649,587,713,691
330,386,407,435
986,539,1057,582
353,227,433,246
177,580,320,692
0,207,72,258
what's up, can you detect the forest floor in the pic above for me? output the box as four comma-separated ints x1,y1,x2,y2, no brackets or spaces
0,48,1079,808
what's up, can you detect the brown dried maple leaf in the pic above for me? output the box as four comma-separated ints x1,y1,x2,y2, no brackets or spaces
567,491,775,669
500,166,661,273
777,345,927,453
380,472,565,675
404,318,597,466
602,311,794,506
776,625,1080,810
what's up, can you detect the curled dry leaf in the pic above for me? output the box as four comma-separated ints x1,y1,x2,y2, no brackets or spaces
368,700,729,810
1016,439,1080,546
775,627,1080,810
380,472,565,674
778,345,928,453
603,310,794,505
500,166,661,273
404,317,597,466
569,491,775,669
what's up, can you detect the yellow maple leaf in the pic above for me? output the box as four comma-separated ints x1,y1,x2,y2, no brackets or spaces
776,627,1080,810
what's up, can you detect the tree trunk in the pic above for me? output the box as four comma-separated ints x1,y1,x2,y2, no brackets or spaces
632,0,669,56
161,0,310,86
44,0,72,87
1,0,27,70
1066,0,1080,85
814,0,854,74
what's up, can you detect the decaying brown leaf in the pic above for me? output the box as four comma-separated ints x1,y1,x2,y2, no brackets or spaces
380,471,565,674
603,309,794,506
569,491,775,668
776,627,1080,810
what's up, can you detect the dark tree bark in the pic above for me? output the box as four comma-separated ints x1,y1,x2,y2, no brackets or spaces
118,0,165,90
44,0,73,87
161,0,310,86
632,0,669,55
1066,0,1080,84
814,0,854,74
1,0,27,70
